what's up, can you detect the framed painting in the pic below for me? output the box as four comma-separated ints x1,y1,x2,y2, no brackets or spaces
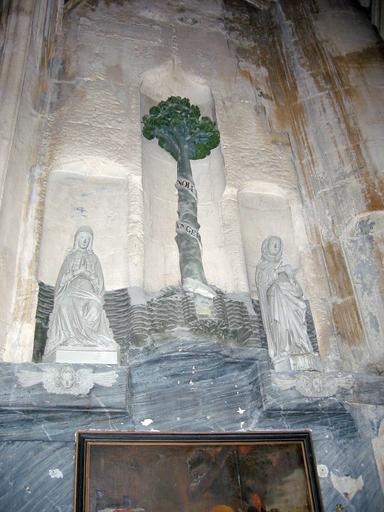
75,431,323,512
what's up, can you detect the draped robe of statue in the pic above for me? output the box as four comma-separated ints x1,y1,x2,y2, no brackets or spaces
255,236,315,367
44,226,115,358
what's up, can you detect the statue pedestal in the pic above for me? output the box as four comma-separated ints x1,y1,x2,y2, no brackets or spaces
44,346,120,365
274,353,322,372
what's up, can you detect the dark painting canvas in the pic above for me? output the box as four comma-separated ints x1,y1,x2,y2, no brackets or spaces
75,432,323,512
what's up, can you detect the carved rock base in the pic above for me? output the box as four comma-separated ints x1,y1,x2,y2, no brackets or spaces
274,352,322,372
44,346,120,365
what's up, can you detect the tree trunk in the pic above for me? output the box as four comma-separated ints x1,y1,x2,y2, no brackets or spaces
175,144,209,290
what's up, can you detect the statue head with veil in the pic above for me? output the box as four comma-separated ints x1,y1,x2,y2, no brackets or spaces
44,225,117,361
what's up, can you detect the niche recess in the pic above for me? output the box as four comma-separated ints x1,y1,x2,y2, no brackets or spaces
342,211,384,363
34,159,132,361
140,63,230,293
38,159,130,291
238,182,300,298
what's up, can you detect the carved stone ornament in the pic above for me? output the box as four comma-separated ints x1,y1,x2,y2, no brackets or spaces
272,372,353,398
16,366,118,395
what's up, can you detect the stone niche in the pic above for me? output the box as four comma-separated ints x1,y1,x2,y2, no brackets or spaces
238,182,301,297
34,161,131,364
140,62,231,292
342,211,384,366
39,164,131,292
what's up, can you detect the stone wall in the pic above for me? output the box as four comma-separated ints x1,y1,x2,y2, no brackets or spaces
1,0,384,510
3,0,384,369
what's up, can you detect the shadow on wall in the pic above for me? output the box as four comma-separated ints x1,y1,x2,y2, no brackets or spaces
140,62,232,292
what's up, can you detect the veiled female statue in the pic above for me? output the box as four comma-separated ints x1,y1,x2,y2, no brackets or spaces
44,226,116,359
255,236,317,370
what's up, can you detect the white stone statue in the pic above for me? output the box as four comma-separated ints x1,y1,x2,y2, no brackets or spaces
255,236,320,371
44,226,119,364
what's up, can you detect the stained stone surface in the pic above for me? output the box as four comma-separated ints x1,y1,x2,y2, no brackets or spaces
1,0,384,510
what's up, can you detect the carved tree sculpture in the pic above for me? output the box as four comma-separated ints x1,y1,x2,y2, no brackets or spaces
142,96,220,297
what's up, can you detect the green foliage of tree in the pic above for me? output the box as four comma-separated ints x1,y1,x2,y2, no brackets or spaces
142,96,220,160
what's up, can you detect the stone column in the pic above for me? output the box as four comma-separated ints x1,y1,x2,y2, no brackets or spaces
0,0,62,361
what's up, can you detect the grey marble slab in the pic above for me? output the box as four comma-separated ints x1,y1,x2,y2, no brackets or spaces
0,409,134,442
0,342,384,511
129,337,265,431
0,441,75,512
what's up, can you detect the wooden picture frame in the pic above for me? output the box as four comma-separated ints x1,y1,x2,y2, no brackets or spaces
75,431,323,512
